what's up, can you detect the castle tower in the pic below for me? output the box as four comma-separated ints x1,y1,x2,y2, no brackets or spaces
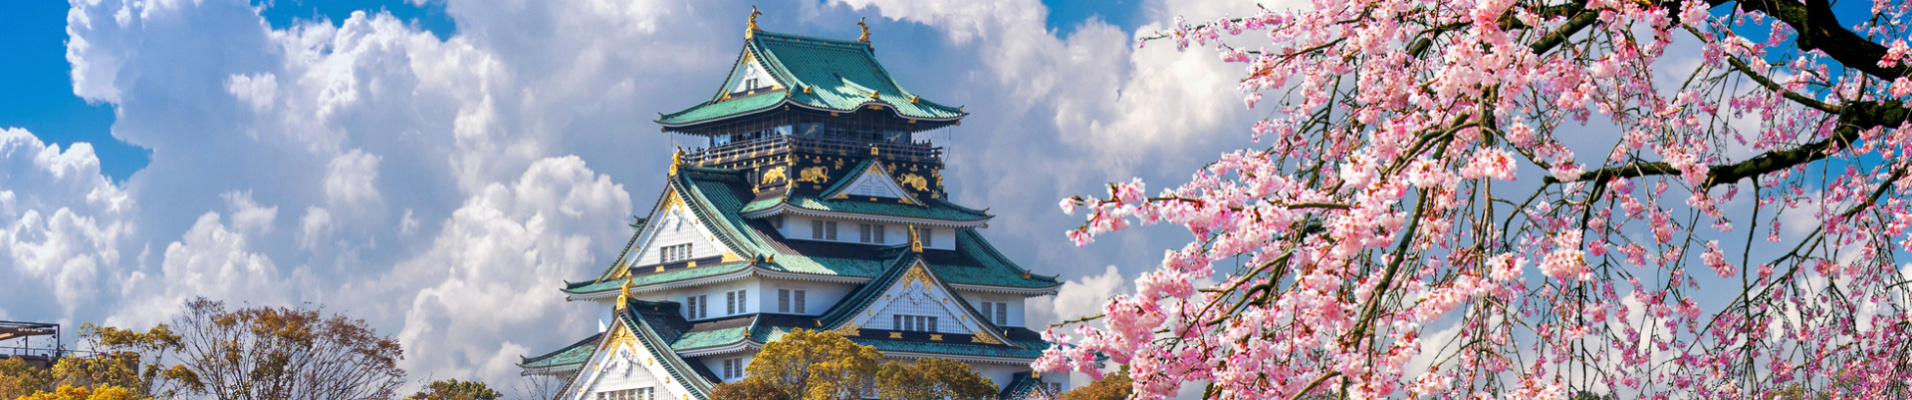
519,12,1065,399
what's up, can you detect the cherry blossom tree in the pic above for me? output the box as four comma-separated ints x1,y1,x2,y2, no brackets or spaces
1036,0,1912,398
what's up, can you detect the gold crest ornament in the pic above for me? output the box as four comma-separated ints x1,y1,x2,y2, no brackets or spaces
798,166,830,183
745,6,762,39
856,17,870,42
899,173,928,191
761,166,788,184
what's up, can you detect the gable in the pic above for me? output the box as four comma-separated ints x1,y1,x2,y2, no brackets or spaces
731,59,778,94
563,323,695,400
823,160,923,205
832,260,1014,345
628,190,742,272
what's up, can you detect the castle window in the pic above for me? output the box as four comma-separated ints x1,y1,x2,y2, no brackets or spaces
597,388,652,400
811,220,837,241
770,215,784,229
722,358,744,380
688,295,708,320
981,302,1009,326
858,224,886,243
893,315,937,332
661,243,692,263
779,289,807,313
725,290,747,315
921,228,933,247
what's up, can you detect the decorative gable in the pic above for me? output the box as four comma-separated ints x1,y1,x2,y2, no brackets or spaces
822,160,923,206
832,260,1016,345
626,189,743,274
731,58,778,94
563,323,695,400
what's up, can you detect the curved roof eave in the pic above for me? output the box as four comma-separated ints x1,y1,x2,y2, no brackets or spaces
657,98,966,129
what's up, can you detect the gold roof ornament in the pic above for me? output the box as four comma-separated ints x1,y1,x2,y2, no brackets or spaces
746,6,763,39
615,277,634,310
909,225,922,253
857,17,870,42
670,147,685,175
869,89,881,99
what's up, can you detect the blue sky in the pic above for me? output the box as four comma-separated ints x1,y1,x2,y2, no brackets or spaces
0,0,1144,183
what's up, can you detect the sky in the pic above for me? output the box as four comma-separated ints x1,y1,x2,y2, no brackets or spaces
0,0,1275,393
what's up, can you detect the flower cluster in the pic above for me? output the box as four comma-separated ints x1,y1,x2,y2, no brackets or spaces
1038,0,1912,398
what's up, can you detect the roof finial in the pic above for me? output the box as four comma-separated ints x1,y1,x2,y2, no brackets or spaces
616,277,634,310
746,6,763,39
857,17,870,42
909,225,922,253
671,147,685,175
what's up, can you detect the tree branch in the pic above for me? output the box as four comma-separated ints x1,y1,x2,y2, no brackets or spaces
1545,100,1910,186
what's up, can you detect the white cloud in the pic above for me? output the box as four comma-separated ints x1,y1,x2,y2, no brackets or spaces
324,149,383,206
299,206,333,251
0,128,132,316
225,73,279,112
1026,264,1125,328
378,156,630,383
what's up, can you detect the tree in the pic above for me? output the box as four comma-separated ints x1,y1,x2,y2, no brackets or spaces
155,297,406,400
742,329,880,399
1057,365,1130,400
874,357,997,400
0,358,56,399
17,385,145,400
708,378,796,400
406,379,501,400
1037,0,1912,399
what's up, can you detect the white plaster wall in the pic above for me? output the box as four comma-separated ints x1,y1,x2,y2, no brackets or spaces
697,350,760,384
634,206,727,266
598,299,615,332
577,347,667,400
762,280,857,316
960,291,1028,328
640,278,766,321
779,214,956,250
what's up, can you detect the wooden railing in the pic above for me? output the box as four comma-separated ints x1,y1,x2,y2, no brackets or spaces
684,136,943,165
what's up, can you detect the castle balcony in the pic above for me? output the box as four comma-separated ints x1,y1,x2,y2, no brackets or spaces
683,135,944,167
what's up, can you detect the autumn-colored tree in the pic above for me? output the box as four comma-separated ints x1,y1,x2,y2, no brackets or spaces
0,357,56,399
1057,365,1130,400
1036,0,1912,398
162,297,406,400
405,379,502,400
708,378,796,400
16,385,145,400
742,329,880,399
874,357,997,400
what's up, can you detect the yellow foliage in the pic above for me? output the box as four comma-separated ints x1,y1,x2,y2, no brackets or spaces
18,385,146,400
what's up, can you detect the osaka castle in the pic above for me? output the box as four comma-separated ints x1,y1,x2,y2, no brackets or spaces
518,11,1068,400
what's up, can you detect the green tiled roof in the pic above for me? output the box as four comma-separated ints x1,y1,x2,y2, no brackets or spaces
520,332,603,370
851,337,1051,359
673,327,750,350
783,196,990,221
567,170,1054,295
658,31,966,126
933,230,1061,288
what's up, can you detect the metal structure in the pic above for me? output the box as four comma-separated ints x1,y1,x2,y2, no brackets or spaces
0,320,65,368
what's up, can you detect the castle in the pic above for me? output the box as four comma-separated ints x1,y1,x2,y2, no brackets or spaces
519,10,1066,400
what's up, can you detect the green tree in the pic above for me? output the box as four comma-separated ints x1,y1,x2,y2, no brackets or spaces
708,378,796,400
1057,365,1130,400
875,357,996,400
405,379,502,400
743,329,880,400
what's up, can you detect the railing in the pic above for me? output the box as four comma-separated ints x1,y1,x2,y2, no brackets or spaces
683,136,943,165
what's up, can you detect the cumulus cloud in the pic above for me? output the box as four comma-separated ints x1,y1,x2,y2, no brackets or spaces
325,149,382,206
0,128,132,316
1026,264,1126,328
